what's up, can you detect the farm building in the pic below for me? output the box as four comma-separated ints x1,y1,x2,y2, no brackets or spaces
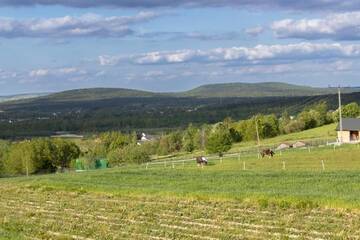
337,118,360,143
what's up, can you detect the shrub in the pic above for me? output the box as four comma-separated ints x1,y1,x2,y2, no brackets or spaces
108,144,151,167
3,138,81,176
206,123,232,156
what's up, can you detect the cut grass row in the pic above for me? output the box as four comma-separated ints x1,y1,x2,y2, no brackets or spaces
1,184,360,239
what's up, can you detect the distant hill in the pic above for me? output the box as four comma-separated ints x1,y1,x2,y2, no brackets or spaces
181,82,359,98
25,82,360,102
42,88,158,102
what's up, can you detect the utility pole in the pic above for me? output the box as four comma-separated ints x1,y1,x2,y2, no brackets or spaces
338,86,343,145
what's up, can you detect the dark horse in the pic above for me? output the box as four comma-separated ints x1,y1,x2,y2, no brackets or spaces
196,156,208,166
261,149,275,158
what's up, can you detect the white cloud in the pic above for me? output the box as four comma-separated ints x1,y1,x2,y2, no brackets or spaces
29,69,49,77
245,26,265,37
0,12,158,38
98,55,122,66
272,12,360,40
112,42,360,65
29,67,86,78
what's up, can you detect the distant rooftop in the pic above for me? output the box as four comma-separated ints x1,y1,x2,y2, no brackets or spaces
337,118,360,131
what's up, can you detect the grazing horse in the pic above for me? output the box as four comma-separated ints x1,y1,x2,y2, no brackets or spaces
196,156,208,167
261,149,275,158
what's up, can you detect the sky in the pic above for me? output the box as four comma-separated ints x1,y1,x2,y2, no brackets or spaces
1,1,360,95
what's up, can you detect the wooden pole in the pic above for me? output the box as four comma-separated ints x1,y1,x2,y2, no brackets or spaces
282,161,286,171
321,160,325,171
243,161,246,171
338,87,343,145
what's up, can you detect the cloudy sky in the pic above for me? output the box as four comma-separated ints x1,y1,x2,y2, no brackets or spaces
1,0,360,94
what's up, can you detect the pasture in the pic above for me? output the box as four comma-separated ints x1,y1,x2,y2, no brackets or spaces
1,143,360,239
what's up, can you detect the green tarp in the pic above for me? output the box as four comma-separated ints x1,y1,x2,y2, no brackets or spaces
75,158,108,171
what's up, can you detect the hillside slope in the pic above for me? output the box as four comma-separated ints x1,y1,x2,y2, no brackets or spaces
183,82,358,98
15,82,360,102
42,88,158,102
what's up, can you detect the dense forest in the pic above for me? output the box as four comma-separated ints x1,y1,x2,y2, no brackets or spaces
0,91,360,138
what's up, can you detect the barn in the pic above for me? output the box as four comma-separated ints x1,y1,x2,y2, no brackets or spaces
337,118,360,143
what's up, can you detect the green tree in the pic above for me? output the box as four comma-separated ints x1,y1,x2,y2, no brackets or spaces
157,135,171,155
183,124,198,153
108,144,151,166
99,131,133,153
4,141,35,176
206,123,232,156
52,139,81,171
0,140,9,177
343,102,360,118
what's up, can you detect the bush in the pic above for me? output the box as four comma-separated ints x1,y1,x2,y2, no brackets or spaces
108,144,151,167
3,138,80,176
206,123,232,156
183,124,198,153
283,119,306,134
0,140,10,177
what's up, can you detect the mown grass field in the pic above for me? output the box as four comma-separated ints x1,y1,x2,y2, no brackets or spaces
1,142,360,239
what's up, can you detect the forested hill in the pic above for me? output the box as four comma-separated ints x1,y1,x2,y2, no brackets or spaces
40,88,158,101
181,82,359,98
13,82,360,103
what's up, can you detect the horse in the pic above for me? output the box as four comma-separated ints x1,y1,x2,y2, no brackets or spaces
196,156,208,167
261,149,275,158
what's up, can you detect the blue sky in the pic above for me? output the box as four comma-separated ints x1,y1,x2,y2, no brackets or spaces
0,1,360,94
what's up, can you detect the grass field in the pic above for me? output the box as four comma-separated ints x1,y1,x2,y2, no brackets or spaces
1,142,360,239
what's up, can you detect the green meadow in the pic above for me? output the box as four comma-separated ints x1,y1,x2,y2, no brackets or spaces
1,124,360,239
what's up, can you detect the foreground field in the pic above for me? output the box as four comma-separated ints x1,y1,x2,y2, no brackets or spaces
1,183,360,240
1,144,360,239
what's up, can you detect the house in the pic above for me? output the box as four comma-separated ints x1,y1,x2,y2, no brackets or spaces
137,133,157,145
337,118,360,143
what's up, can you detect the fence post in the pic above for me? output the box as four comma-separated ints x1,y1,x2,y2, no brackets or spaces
282,161,286,171
243,161,246,171
146,163,149,170
321,160,325,171
308,147,311,153
220,157,223,164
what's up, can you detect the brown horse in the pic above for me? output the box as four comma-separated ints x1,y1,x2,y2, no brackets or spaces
261,149,275,158
196,156,208,166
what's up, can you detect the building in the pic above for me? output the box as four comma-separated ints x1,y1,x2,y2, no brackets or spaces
337,118,360,143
